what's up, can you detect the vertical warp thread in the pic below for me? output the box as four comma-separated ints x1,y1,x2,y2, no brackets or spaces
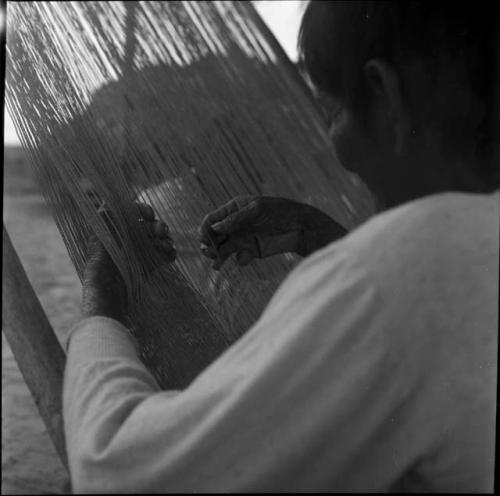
5,0,375,389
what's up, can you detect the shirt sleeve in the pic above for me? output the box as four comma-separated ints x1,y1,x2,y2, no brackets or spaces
63,247,428,493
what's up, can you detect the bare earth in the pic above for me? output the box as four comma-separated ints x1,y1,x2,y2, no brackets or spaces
2,146,78,494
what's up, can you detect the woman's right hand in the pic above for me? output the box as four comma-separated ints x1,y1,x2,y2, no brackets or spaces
199,196,347,270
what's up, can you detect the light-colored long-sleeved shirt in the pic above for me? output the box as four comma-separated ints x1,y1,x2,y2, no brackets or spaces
64,191,499,493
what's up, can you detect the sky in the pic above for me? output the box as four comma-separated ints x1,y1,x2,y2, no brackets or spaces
3,1,305,145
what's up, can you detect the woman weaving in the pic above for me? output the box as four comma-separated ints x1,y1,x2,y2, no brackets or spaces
64,1,498,492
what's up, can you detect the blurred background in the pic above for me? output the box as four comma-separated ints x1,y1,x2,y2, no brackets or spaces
3,0,305,146
2,1,306,494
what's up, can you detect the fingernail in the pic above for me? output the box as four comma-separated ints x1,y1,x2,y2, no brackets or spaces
211,222,223,233
158,223,168,237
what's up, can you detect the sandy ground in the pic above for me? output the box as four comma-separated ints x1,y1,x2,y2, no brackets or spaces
3,146,77,494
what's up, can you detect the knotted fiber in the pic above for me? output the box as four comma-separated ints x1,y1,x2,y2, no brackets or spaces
6,1,375,389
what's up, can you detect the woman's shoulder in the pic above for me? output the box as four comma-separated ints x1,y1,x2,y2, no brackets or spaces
338,190,499,277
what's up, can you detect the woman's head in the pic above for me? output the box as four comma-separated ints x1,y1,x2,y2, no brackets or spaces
299,1,499,208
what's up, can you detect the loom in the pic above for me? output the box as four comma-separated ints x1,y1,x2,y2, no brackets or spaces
3,0,375,468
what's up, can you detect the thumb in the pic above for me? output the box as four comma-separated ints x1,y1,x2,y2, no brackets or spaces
211,207,256,235
211,214,238,235
236,249,254,266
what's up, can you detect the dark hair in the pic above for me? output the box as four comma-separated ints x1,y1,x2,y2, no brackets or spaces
298,1,500,188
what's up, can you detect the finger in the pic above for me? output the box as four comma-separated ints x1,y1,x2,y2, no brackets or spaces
212,256,229,271
199,196,255,237
212,231,259,270
236,250,254,266
199,226,228,251
149,220,170,239
210,203,259,236
200,203,238,238
211,238,238,270
135,202,155,221
141,219,170,241
153,239,177,261
200,197,246,231
152,233,174,249
200,243,218,259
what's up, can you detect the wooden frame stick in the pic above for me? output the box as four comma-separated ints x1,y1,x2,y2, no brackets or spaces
2,224,68,470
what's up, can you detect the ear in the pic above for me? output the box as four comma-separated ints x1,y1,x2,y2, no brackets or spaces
363,58,411,155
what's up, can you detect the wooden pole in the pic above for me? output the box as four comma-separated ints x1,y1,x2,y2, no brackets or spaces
2,224,68,470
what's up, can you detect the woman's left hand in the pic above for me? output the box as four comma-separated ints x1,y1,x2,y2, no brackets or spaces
82,202,176,322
